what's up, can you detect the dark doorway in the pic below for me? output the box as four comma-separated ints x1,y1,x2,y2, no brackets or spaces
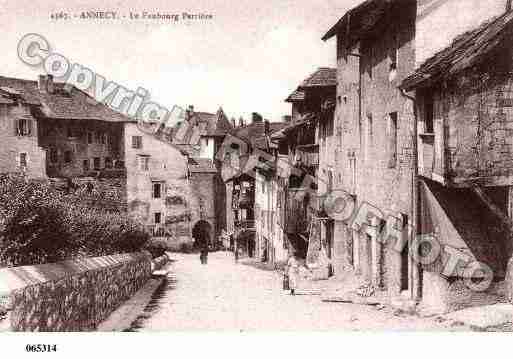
401,215,409,292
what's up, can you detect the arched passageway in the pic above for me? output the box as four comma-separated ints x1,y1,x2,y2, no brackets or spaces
192,220,212,249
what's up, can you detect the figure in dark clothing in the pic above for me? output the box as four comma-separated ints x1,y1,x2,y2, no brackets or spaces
199,229,210,265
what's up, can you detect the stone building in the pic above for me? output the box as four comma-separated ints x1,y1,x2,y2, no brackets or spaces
164,105,234,247
270,68,335,269
401,9,513,313
253,121,288,265
321,0,510,303
0,74,233,250
0,74,131,213
220,113,287,260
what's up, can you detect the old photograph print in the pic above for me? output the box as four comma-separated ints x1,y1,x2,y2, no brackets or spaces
1,0,513,335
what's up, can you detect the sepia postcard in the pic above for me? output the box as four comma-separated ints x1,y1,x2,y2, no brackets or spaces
1,0,513,356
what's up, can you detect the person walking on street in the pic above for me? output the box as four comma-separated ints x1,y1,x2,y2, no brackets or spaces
287,251,300,295
199,228,210,265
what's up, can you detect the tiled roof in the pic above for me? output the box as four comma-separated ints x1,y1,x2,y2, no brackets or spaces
188,157,218,173
168,107,234,145
285,89,305,103
173,144,201,157
401,11,513,91
299,68,337,88
234,121,287,149
193,108,233,137
0,76,135,123
322,0,392,42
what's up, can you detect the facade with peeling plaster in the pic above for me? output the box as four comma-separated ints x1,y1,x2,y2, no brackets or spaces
322,0,513,310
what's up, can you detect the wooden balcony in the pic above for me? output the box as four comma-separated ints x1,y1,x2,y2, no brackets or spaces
294,144,319,168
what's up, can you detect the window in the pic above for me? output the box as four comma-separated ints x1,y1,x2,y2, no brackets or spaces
153,182,162,199
366,114,373,160
64,150,73,163
367,46,373,79
389,34,399,72
101,133,107,144
424,95,434,134
67,126,75,138
138,155,149,171
83,159,90,172
95,131,102,143
49,148,58,163
15,118,32,136
104,157,112,169
367,114,373,143
154,212,162,224
388,112,398,168
93,157,101,170
87,131,93,144
132,136,143,149
19,153,27,167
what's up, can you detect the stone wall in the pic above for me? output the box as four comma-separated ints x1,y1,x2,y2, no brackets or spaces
421,271,507,314
425,47,513,185
0,252,151,331
330,1,417,296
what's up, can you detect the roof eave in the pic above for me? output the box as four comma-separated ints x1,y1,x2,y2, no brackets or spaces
322,14,347,41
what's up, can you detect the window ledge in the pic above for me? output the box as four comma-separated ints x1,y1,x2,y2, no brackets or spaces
419,133,435,138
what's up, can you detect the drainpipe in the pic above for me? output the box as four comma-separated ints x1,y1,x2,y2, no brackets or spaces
400,88,420,302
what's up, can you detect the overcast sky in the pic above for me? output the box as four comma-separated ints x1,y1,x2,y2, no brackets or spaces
0,0,364,122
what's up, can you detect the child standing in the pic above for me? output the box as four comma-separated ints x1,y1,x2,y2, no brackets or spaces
287,253,300,295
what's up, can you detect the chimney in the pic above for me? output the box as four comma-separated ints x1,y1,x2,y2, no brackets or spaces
238,117,244,127
38,75,48,93
231,117,236,128
251,112,263,123
282,115,291,123
185,105,194,121
508,0,512,12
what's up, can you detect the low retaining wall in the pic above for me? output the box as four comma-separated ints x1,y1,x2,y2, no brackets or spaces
420,271,508,314
151,253,170,272
0,251,152,331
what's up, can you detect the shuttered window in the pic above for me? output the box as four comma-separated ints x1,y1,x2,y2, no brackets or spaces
15,118,33,136
138,155,149,171
387,112,398,168
19,153,27,167
132,136,143,149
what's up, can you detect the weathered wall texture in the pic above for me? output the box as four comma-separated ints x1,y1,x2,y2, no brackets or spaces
255,171,287,264
0,104,46,178
38,118,124,178
188,172,216,243
421,271,507,314
0,252,151,331
333,1,417,294
124,123,192,244
423,49,513,185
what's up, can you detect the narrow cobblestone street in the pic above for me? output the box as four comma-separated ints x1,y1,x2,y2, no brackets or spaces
129,252,466,331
